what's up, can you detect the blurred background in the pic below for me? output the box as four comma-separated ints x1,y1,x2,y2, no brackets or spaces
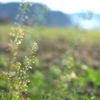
0,0,100,70
0,1,100,99
0,0,100,29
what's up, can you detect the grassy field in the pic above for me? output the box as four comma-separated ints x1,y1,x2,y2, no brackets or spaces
0,24,100,42
0,24,100,67
0,24,100,99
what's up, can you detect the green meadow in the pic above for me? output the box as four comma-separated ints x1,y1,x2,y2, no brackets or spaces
0,24,100,99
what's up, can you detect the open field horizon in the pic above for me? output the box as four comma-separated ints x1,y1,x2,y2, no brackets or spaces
0,24,100,68
0,24,100,99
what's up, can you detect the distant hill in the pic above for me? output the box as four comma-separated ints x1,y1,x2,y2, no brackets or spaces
0,2,100,29
0,2,73,27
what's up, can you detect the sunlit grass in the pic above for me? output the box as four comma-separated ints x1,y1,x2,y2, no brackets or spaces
0,24,100,99
0,24,100,44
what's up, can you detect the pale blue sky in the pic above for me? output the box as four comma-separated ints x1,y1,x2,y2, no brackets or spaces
1,0,100,14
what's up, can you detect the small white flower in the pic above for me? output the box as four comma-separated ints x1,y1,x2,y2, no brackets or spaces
32,42,38,52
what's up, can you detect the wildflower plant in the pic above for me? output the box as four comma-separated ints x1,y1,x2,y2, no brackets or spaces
0,27,33,100
0,1,35,100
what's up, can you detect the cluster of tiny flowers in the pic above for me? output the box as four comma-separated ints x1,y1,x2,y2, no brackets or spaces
8,27,25,63
9,26,24,46
2,25,33,100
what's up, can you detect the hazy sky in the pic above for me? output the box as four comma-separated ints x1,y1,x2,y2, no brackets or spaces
1,0,100,14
